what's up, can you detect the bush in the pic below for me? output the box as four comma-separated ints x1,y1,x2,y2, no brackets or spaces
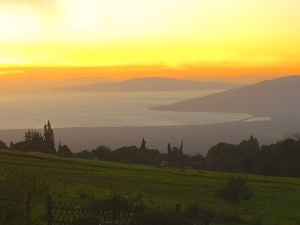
185,201,212,224
72,217,101,225
214,209,242,223
215,176,252,208
77,188,95,199
86,192,144,217
130,209,189,225
0,201,25,224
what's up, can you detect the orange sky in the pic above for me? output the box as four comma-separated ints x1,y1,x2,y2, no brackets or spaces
1,0,300,81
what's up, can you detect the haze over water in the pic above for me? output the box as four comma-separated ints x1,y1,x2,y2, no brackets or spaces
0,90,250,130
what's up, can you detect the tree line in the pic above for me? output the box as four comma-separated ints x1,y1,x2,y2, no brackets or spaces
195,135,300,177
1,121,300,177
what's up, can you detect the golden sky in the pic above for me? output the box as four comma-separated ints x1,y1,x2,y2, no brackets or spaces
0,0,300,80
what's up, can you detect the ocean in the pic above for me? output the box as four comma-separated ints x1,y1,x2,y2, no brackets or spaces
0,90,251,130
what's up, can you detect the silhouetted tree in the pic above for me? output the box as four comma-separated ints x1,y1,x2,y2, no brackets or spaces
206,136,260,173
206,142,237,171
0,140,9,150
253,137,300,177
111,146,139,164
12,121,56,154
111,146,160,165
44,120,55,154
75,150,92,159
167,141,184,166
253,144,280,176
10,141,30,152
24,129,44,152
235,136,260,172
191,154,207,170
140,138,147,149
92,145,111,161
167,143,172,163
57,144,73,158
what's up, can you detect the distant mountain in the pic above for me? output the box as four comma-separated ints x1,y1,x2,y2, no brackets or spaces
59,77,244,91
152,75,300,117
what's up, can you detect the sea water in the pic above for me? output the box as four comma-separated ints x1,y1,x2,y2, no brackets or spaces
0,90,251,129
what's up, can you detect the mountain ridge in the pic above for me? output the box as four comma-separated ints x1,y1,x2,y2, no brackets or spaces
58,77,244,92
152,75,300,118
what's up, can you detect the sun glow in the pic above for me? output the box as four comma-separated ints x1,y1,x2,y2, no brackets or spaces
0,5,43,43
58,0,105,33
0,0,300,79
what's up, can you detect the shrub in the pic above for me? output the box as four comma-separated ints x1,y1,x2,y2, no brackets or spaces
185,201,212,224
87,192,144,216
214,209,242,223
130,209,189,225
0,201,25,224
215,176,252,208
72,217,101,225
77,188,95,199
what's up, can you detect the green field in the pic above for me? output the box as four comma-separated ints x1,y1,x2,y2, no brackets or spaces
1,149,300,225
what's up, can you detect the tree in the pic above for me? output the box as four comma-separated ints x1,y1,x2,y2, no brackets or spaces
191,154,206,170
140,138,147,149
75,150,92,159
0,140,9,150
92,145,111,161
57,144,73,158
237,136,260,173
206,143,237,171
24,129,44,152
44,120,56,154
15,121,56,154
215,176,252,209
206,136,260,173
167,141,184,166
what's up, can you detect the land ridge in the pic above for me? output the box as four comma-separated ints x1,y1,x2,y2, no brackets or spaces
58,77,244,91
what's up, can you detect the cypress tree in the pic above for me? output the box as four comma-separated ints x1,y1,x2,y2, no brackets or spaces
43,120,56,154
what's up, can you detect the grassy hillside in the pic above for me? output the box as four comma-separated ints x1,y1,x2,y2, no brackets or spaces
0,149,300,225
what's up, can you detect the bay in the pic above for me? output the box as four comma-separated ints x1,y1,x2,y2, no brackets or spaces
0,90,251,129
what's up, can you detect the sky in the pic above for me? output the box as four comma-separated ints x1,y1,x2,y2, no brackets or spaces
0,0,300,81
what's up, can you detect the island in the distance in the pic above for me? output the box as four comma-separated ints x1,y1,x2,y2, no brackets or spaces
152,75,300,119
58,77,244,92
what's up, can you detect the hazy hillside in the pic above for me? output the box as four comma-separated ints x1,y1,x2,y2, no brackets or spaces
59,77,244,91
152,75,300,117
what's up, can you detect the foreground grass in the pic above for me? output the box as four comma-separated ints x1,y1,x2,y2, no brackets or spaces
0,149,300,225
